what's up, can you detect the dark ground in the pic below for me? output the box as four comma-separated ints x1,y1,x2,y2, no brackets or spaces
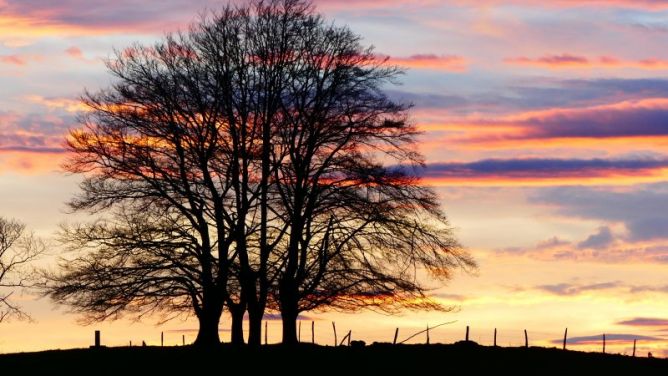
0,342,666,375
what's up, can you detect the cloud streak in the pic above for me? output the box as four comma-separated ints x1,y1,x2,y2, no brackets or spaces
618,318,668,327
416,158,668,186
553,334,662,346
381,54,468,72
505,54,668,70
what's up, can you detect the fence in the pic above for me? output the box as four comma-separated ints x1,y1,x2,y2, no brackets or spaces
90,321,655,358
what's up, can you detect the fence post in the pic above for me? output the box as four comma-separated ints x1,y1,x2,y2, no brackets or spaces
332,322,337,346
265,321,268,345
311,320,315,344
130,340,132,347
465,325,469,341
493,328,497,347
524,330,528,348
298,321,302,343
603,334,606,354
563,328,568,350
182,335,185,346
393,328,399,345
632,339,637,357
348,330,352,346
94,330,100,348
161,331,164,347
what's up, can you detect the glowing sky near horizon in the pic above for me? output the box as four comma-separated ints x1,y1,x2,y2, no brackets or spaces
3,0,668,356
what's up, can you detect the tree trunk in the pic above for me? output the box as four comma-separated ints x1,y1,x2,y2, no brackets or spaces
247,304,263,347
281,309,298,345
194,307,222,348
229,304,245,346
280,285,299,345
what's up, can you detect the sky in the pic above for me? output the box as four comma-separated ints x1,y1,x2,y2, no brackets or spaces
2,0,668,356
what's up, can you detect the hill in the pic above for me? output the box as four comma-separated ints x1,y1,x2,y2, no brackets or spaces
0,342,666,375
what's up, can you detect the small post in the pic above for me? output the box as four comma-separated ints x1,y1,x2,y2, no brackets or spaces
265,321,268,345
298,321,302,343
524,329,528,348
563,328,568,350
465,326,470,341
129,340,132,347
182,334,185,346
332,322,337,346
347,330,352,346
393,328,399,345
161,331,164,347
633,339,637,357
426,325,430,345
603,334,606,354
94,330,100,348
311,320,315,344
493,328,497,346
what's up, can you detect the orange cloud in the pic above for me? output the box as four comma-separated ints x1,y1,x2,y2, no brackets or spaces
0,149,66,175
380,54,468,72
24,95,88,113
505,54,668,70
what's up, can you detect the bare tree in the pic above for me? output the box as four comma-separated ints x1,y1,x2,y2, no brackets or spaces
45,30,238,346
45,0,474,348
45,0,302,347
258,9,475,343
0,217,43,322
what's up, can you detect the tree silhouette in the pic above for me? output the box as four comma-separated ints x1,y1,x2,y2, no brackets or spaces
44,0,474,347
0,217,43,322
258,8,475,343
46,29,238,346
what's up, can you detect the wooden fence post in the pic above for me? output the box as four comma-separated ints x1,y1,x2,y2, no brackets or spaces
603,334,606,354
393,328,399,345
563,328,568,350
265,321,268,345
332,322,337,346
348,330,352,346
130,340,132,347
94,330,100,348
161,331,164,347
633,339,637,357
465,325,470,341
524,330,528,348
493,328,497,346
182,335,185,346
311,320,315,344
426,325,430,344
298,321,302,343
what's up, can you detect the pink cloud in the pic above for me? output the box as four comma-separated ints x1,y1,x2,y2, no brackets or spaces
380,54,468,72
65,46,83,59
0,55,27,65
505,54,668,70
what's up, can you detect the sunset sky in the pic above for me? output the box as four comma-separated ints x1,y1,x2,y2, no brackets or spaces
2,0,668,355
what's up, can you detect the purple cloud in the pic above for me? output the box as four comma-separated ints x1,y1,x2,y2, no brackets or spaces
618,318,668,327
418,158,668,179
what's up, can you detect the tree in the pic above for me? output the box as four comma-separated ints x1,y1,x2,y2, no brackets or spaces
258,11,475,343
0,217,43,322
45,30,238,346
45,0,303,347
45,0,474,348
